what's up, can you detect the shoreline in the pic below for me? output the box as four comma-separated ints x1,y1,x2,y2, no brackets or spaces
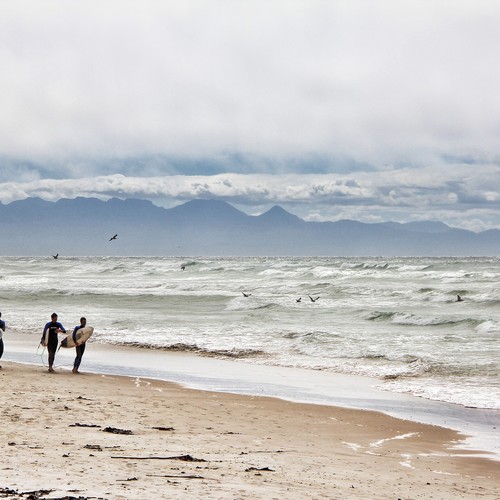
1,360,499,499
5,333,500,462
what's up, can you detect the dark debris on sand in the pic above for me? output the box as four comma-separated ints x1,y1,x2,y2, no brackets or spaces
69,423,101,428
245,466,275,472
0,488,91,499
111,454,207,462
102,427,133,435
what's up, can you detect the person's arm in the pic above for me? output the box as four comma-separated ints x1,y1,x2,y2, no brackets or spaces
41,322,49,344
57,322,66,334
72,326,79,345
0,320,5,332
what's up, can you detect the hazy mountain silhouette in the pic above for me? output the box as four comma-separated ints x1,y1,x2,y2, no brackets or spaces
0,197,498,256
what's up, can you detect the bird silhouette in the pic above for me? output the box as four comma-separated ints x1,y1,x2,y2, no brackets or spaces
308,295,320,302
109,234,118,241
52,253,59,259
242,292,252,297
296,297,302,302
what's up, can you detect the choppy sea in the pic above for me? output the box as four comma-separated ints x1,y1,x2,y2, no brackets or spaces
1,256,499,410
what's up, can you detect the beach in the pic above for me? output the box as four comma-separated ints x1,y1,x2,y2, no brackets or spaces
1,256,499,498
0,360,499,500
3,256,499,413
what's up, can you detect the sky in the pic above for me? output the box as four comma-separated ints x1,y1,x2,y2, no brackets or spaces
1,0,500,230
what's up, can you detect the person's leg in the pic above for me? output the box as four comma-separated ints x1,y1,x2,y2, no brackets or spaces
73,346,81,372
47,335,58,372
48,348,55,371
0,338,4,368
73,344,85,372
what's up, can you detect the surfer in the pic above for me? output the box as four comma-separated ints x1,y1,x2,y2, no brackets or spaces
40,313,66,373
72,317,87,374
0,312,5,369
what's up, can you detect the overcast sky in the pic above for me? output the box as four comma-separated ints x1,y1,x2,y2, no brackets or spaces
1,0,499,230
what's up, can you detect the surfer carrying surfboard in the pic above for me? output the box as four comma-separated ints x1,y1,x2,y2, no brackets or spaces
72,317,87,373
41,313,66,373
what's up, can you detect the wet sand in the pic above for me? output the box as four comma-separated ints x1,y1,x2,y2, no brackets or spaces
0,361,498,499
7,333,500,460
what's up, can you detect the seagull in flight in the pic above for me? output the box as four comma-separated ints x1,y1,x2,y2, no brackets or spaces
109,234,118,241
296,297,302,303
242,292,252,297
52,253,59,259
308,295,320,302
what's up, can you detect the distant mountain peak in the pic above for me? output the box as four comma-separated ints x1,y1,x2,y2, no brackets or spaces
169,198,248,223
258,205,303,223
383,220,453,234
174,198,245,212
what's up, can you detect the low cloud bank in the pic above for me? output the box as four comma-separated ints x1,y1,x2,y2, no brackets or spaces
1,168,499,231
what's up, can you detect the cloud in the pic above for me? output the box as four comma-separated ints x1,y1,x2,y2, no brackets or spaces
1,165,499,230
1,1,500,170
1,2,499,231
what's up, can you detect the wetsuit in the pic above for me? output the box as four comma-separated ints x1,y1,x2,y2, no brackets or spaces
72,325,86,371
42,321,66,368
0,318,5,362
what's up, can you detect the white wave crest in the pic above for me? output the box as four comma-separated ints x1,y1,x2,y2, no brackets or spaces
391,313,444,326
476,320,500,334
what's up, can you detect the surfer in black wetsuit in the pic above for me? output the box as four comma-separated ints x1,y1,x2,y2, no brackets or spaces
41,313,66,373
0,312,5,369
72,317,87,374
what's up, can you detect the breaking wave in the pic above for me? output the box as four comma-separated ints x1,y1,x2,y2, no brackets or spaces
107,340,268,360
367,311,482,327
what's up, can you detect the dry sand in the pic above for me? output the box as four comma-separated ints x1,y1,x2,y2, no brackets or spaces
0,361,498,499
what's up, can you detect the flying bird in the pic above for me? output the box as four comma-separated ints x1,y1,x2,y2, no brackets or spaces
242,292,252,297
308,295,320,302
109,234,118,241
52,253,59,259
296,297,302,303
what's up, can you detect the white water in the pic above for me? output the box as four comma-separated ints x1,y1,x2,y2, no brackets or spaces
1,256,499,409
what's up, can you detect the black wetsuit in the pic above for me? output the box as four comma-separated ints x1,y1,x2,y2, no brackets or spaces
0,318,5,361
72,325,86,370
42,320,66,367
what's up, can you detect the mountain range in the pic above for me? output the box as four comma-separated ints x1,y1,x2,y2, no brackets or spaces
0,197,499,256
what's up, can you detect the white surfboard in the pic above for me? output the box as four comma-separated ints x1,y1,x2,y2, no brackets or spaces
60,326,94,348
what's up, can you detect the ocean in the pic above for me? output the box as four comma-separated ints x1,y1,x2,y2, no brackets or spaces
1,256,498,411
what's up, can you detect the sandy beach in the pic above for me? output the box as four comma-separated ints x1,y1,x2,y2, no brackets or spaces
0,361,498,499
